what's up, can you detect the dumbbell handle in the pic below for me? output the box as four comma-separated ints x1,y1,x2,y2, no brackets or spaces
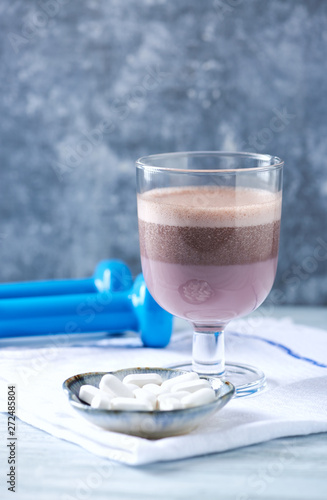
0,291,136,335
0,260,132,299
0,278,94,299
0,274,173,348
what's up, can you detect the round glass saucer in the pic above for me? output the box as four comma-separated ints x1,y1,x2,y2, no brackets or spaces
166,361,266,398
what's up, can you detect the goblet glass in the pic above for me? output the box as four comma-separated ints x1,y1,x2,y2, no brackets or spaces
136,152,283,397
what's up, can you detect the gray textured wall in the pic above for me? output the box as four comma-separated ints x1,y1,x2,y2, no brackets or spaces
0,0,326,305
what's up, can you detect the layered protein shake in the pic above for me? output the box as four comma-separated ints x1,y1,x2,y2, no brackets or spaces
137,186,281,325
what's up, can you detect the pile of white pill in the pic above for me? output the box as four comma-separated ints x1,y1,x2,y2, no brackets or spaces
79,371,216,411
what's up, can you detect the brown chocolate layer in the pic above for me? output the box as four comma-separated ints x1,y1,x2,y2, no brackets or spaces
139,220,280,266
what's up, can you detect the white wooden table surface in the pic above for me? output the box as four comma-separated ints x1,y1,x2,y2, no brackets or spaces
1,306,327,500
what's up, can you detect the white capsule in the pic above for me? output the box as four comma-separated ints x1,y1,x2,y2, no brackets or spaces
159,397,184,411
122,373,163,387
79,385,102,405
124,383,139,392
142,383,163,396
91,393,113,410
171,379,211,393
182,388,216,408
99,374,134,398
157,391,190,402
134,388,157,409
110,397,153,411
161,372,199,391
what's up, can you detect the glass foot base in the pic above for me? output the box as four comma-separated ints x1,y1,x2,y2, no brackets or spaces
167,361,266,398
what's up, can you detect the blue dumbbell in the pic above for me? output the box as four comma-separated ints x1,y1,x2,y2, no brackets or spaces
0,260,133,298
0,274,173,347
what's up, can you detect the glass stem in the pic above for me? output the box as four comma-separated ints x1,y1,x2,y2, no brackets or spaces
192,327,225,376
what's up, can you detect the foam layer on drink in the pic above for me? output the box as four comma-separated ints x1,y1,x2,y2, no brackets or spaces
137,186,281,228
138,187,281,266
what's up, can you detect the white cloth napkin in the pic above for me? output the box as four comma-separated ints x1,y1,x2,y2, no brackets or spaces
0,317,327,465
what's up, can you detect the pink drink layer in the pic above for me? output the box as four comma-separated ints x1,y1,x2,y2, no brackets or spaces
138,186,281,325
